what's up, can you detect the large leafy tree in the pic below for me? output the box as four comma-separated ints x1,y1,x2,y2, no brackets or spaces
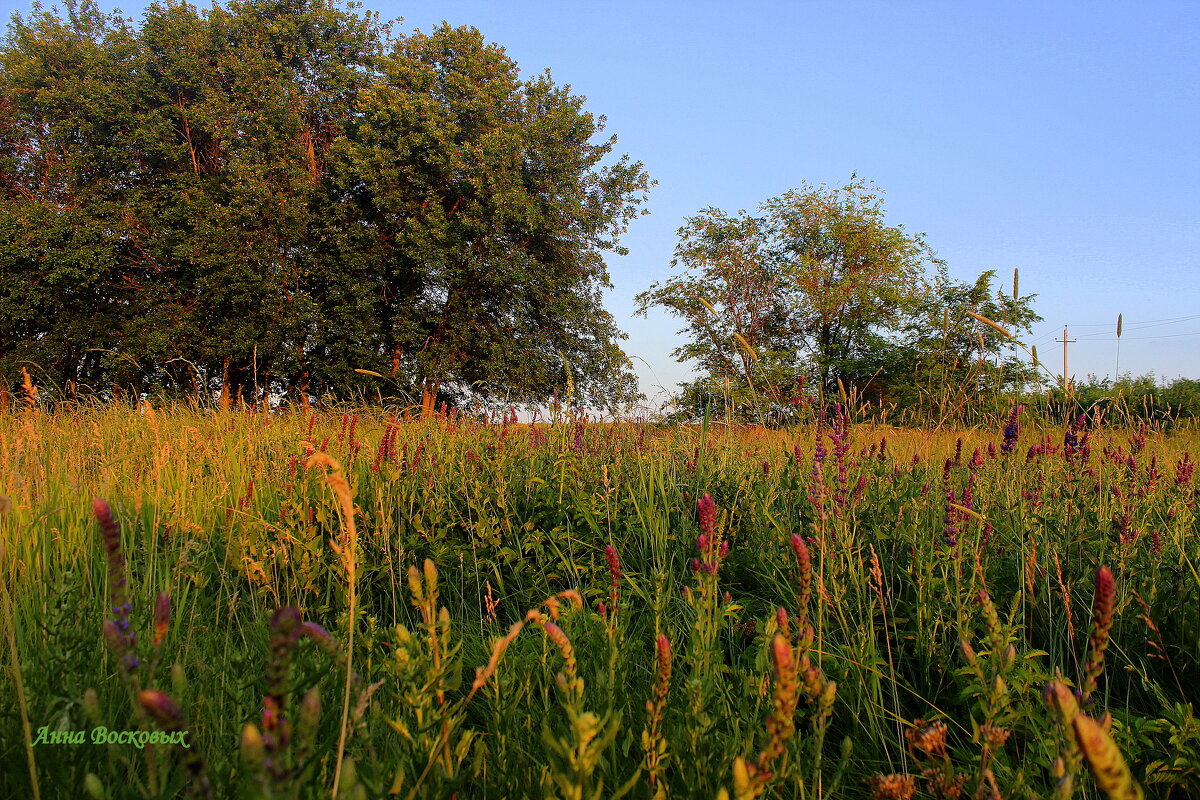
638,178,939,418
0,0,141,396
334,24,648,413
0,0,647,410
764,178,937,395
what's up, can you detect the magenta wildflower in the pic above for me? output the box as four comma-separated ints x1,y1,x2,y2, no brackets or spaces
604,544,621,607
697,494,717,541
942,490,960,547
1176,453,1195,485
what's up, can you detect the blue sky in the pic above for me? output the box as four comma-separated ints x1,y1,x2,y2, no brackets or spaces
5,0,1198,406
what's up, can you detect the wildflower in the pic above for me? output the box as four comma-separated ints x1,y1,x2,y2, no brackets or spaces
853,473,868,501
1065,414,1085,457
141,690,212,797
1176,453,1195,485
644,634,672,790
1081,566,1116,705
866,774,916,800
942,491,959,548
300,622,339,655
1072,713,1144,800
571,419,585,452
95,499,137,670
696,493,716,538
604,544,621,601
906,719,948,758
790,533,812,622
1000,405,1022,454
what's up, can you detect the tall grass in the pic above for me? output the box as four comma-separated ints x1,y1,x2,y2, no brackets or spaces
0,403,1197,798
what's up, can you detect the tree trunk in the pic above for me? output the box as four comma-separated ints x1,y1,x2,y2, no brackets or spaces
421,377,440,418
295,370,310,410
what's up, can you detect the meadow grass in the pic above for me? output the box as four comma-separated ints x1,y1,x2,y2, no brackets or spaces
0,403,1197,799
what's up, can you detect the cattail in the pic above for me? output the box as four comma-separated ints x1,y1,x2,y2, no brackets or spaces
1081,566,1116,705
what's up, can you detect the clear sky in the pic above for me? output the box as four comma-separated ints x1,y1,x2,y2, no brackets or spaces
5,0,1198,407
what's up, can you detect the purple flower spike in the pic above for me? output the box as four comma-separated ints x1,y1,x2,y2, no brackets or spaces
1000,405,1022,454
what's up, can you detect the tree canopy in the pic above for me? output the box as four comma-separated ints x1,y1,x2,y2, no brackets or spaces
637,178,1040,422
0,0,649,411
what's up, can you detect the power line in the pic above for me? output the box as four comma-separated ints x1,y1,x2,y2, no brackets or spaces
1108,330,1200,341
1055,313,1200,329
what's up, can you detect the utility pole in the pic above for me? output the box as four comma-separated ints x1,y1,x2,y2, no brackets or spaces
1056,326,1076,395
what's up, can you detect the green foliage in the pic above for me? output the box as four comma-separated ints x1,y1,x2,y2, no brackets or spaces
886,267,1042,421
638,177,1040,425
0,0,647,410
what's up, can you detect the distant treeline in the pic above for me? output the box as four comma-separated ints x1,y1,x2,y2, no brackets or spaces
1030,375,1200,426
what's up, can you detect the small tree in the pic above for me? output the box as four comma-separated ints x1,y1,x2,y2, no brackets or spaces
887,267,1041,420
634,207,804,422
637,177,939,420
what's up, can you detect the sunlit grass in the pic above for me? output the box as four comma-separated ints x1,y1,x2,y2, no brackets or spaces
0,404,1197,798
